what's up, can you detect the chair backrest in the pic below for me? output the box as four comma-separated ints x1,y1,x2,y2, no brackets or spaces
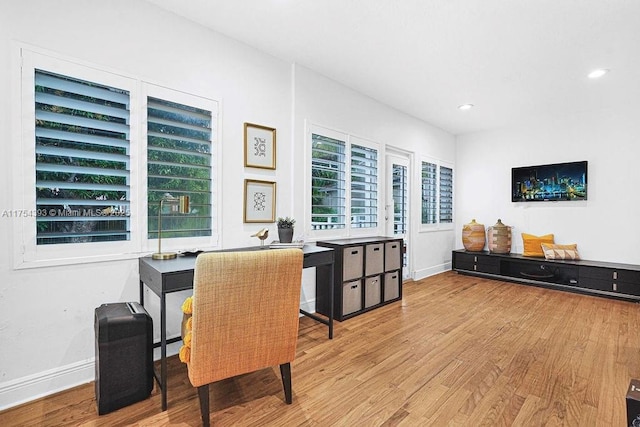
187,248,303,388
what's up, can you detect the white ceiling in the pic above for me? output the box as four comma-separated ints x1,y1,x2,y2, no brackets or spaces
146,0,640,136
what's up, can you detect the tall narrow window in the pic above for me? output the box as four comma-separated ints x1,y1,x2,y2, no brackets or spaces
439,166,453,223
311,133,346,230
350,144,377,228
35,70,131,245
392,163,408,234
147,97,212,239
421,161,437,224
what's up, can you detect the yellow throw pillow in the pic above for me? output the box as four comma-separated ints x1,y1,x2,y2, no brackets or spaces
541,243,580,260
522,233,555,257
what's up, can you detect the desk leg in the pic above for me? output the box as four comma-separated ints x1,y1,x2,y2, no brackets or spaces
328,263,334,339
160,290,167,410
140,279,168,410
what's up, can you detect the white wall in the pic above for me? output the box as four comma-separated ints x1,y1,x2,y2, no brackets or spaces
0,0,293,409
455,107,640,265
292,65,456,282
0,0,457,409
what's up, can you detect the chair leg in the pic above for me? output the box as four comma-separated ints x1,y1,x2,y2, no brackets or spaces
279,362,292,404
197,385,210,427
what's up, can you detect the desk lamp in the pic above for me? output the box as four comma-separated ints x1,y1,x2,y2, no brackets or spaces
152,194,190,260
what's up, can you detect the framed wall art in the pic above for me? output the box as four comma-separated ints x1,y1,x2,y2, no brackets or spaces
244,179,276,223
244,122,276,169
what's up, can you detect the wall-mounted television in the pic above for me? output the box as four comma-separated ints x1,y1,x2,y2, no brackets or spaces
512,160,588,202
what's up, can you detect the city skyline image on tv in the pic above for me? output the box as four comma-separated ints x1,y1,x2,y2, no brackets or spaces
512,161,588,202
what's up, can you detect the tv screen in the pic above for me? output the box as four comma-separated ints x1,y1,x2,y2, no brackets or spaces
512,161,587,202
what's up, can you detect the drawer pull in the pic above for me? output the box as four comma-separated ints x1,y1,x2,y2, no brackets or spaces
391,244,397,249
373,247,380,251
613,271,618,280
351,250,359,255
351,284,358,289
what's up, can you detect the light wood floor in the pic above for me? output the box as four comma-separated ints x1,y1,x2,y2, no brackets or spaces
2,271,640,426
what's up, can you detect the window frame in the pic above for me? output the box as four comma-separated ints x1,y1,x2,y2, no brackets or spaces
12,47,220,269
141,84,219,255
307,124,383,240
420,157,454,232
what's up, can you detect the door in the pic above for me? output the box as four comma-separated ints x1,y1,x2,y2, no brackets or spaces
386,152,411,280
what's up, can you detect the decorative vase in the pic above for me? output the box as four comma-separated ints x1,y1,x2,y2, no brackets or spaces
278,227,294,243
487,219,512,254
462,219,486,251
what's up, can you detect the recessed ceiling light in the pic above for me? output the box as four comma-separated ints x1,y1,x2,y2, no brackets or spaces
458,104,474,110
588,69,610,79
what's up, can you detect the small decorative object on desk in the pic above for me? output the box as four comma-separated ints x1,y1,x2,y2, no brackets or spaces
251,227,270,246
462,219,485,251
276,216,295,243
178,249,204,257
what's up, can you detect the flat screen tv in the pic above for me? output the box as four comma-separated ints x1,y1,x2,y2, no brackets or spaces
512,160,587,202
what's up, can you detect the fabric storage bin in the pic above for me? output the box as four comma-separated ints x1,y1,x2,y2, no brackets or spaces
343,246,363,281
342,280,362,316
364,276,381,308
384,271,400,301
365,243,384,276
385,241,401,271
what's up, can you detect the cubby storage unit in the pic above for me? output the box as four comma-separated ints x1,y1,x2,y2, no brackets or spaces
316,237,403,321
452,249,640,301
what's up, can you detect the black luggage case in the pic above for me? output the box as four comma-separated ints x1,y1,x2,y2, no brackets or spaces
94,302,153,415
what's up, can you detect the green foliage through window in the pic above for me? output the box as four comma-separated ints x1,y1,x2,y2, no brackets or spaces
147,97,212,239
311,134,346,230
35,70,131,245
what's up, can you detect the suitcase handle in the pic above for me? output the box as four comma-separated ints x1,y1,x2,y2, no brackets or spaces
127,302,145,314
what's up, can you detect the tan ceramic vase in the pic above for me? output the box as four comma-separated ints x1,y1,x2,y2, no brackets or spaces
462,219,486,251
487,219,512,254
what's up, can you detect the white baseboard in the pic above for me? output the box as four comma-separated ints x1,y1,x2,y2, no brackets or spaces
0,358,94,411
413,262,451,281
0,299,319,412
300,298,315,314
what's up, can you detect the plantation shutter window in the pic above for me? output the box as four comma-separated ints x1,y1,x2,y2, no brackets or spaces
392,163,408,234
421,160,454,227
311,133,346,230
147,97,213,239
439,166,453,223
421,161,437,225
350,144,378,228
35,69,131,245
18,50,222,267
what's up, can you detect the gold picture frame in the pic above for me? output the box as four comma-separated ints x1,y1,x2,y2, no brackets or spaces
244,179,276,223
244,122,276,169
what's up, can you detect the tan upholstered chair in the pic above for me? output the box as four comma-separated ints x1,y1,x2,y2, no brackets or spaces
186,249,303,426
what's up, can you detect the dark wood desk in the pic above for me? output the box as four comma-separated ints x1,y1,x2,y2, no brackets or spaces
139,245,335,410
